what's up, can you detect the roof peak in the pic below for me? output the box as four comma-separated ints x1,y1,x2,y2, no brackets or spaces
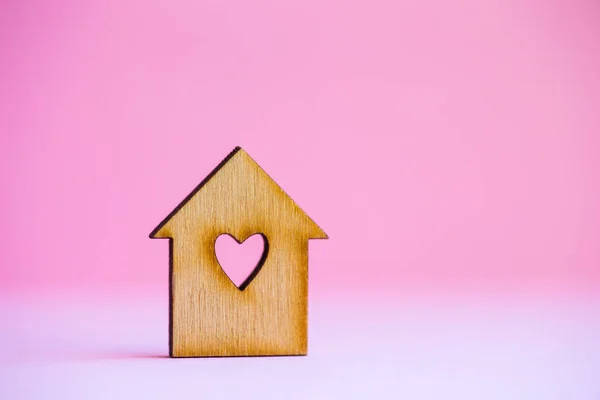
149,147,327,240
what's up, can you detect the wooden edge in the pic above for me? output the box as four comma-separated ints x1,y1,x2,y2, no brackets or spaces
149,146,242,239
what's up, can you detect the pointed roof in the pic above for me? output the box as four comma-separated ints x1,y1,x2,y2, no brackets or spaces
149,147,327,240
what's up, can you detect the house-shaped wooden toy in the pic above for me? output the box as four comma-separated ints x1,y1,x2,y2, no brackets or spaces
150,147,328,357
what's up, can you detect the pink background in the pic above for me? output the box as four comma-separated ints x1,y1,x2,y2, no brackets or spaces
1,1,600,398
2,0,599,298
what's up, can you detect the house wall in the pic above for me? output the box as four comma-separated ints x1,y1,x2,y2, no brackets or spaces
171,235,309,357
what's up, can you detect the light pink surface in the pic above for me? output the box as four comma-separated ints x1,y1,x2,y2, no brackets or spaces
2,0,600,298
2,294,600,399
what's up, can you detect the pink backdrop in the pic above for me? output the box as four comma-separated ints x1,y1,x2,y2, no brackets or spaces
2,0,599,298
2,2,600,398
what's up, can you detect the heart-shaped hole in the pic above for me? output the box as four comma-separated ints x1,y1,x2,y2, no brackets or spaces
215,233,268,291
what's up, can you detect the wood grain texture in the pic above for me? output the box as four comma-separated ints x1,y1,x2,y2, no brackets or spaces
150,147,328,357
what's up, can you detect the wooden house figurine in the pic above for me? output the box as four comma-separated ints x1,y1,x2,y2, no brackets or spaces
150,147,328,357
